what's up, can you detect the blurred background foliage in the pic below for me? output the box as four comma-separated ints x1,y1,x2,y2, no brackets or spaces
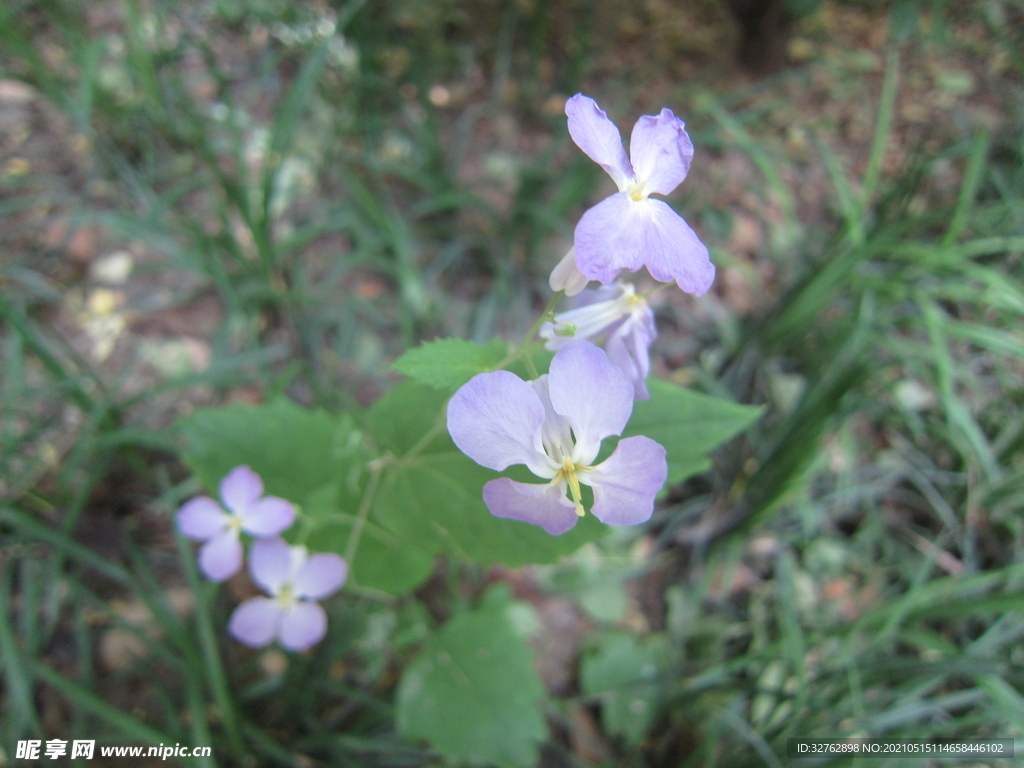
1,0,1023,765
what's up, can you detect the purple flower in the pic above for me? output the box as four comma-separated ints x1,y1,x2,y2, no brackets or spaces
446,341,667,535
228,538,347,652
177,466,296,581
565,94,714,295
540,283,657,399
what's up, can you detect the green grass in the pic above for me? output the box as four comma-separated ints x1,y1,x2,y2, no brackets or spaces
1,0,1023,766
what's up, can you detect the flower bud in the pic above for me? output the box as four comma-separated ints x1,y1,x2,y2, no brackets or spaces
548,247,589,297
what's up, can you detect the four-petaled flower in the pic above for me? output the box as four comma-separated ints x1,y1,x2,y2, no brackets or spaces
177,466,296,581
565,93,714,295
540,282,657,399
229,537,347,652
447,341,667,535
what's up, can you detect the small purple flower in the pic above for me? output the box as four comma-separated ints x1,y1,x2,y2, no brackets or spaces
177,466,296,582
228,538,347,652
447,341,667,535
540,282,657,399
565,93,714,295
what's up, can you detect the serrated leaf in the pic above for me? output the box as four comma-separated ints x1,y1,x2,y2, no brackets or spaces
581,633,670,744
623,379,762,485
178,399,358,504
397,585,547,767
391,337,509,390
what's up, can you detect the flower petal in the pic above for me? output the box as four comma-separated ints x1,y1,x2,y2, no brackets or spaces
628,108,693,197
482,478,580,535
198,529,243,581
584,436,667,526
219,465,263,517
565,94,633,192
548,246,590,297
540,283,632,351
240,496,295,537
248,537,292,595
176,496,228,540
279,601,328,651
573,191,644,283
293,553,347,600
547,341,633,464
636,199,715,294
605,304,657,400
228,597,281,648
574,193,714,294
447,370,551,477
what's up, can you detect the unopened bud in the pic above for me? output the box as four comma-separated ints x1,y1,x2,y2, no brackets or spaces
548,247,589,296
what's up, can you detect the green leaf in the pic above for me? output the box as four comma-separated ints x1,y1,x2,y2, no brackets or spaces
581,632,670,745
374,449,607,567
397,585,547,767
178,399,360,504
623,379,762,485
366,379,449,456
303,483,435,595
390,337,509,390
368,378,606,566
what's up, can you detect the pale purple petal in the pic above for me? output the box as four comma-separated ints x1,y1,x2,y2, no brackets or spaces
605,306,657,400
482,478,580,535
293,553,347,600
219,465,263,517
447,370,551,477
636,199,714,294
529,377,575,465
547,341,633,464
573,192,645,283
565,94,633,192
574,194,714,295
177,497,228,540
278,601,328,651
629,109,693,196
548,246,590,297
228,597,281,648
240,496,295,537
198,528,243,581
583,436,667,526
248,537,292,594
540,284,632,351
572,283,623,309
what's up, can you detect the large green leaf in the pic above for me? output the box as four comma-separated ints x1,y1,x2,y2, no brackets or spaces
306,517,435,594
373,449,606,567
623,379,762,485
178,399,359,504
302,483,435,594
397,586,547,767
366,379,450,456
581,632,670,744
390,337,509,390
368,378,606,565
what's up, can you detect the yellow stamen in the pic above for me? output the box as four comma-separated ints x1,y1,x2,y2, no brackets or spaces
277,584,294,608
561,457,586,517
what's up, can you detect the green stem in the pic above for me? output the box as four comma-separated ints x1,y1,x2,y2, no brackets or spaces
343,463,383,568
492,289,565,375
403,404,449,460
